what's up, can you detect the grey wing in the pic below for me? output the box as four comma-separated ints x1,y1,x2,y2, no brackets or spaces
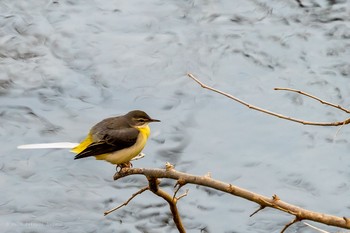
74,127,139,159
90,116,129,141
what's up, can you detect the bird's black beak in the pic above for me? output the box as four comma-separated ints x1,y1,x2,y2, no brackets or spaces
149,118,160,122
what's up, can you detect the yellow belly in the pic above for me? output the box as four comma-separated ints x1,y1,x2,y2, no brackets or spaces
95,132,148,164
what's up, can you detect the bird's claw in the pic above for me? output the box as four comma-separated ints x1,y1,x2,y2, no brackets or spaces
116,162,133,172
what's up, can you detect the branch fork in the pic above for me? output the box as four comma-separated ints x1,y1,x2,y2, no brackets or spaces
107,164,350,232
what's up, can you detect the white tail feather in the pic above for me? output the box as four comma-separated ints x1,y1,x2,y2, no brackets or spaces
17,142,79,149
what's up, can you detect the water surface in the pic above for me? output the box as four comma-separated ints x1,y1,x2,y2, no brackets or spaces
1,0,350,232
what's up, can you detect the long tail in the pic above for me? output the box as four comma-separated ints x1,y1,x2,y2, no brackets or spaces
17,142,79,149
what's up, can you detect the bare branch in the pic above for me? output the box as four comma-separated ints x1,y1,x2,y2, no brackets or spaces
114,167,350,230
274,87,350,114
104,186,149,216
147,177,185,233
187,73,350,126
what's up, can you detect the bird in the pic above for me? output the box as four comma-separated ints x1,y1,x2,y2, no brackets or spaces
71,110,160,167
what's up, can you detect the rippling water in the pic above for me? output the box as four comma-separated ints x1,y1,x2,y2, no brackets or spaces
1,0,350,232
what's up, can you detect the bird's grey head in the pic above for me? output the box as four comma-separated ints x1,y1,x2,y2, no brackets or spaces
126,110,160,127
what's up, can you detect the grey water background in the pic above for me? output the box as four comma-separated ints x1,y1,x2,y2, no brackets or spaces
1,0,350,232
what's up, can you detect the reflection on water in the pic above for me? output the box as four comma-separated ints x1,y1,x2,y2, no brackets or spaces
2,0,350,232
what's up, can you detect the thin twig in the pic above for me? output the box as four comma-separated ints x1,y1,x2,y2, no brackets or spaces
176,189,189,201
173,184,182,200
187,73,350,126
333,121,346,141
104,186,149,216
173,178,186,200
250,205,265,217
274,87,350,114
281,217,300,233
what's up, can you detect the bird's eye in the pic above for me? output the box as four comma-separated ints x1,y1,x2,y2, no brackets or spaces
138,118,145,123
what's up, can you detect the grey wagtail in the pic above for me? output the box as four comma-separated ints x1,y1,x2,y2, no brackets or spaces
71,110,160,166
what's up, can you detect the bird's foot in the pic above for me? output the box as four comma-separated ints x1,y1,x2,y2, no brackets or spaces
116,162,133,172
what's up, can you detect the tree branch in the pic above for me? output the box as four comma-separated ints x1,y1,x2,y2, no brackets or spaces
187,73,350,126
108,166,186,232
147,177,186,233
113,166,350,230
104,186,149,216
274,87,350,114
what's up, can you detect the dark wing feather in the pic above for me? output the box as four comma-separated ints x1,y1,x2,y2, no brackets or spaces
74,127,139,160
